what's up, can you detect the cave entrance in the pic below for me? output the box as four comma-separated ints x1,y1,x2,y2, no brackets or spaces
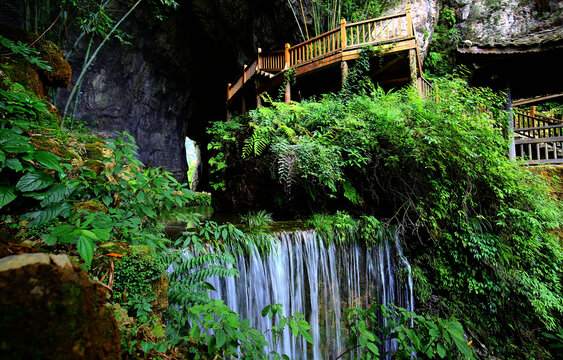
185,137,200,190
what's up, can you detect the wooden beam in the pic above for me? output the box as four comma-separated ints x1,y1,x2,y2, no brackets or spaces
513,93,563,106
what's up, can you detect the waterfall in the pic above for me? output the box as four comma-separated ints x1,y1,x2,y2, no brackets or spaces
206,229,415,360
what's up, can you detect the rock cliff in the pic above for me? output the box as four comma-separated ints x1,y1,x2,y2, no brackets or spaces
56,0,301,182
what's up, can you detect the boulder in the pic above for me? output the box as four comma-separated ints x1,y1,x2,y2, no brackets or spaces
0,253,121,360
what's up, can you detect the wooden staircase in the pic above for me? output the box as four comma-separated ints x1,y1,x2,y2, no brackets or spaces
226,5,422,114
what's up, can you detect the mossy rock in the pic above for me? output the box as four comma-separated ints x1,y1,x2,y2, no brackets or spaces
84,159,104,174
30,135,79,161
0,61,47,98
84,142,107,161
0,23,71,89
73,200,108,216
0,254,121,359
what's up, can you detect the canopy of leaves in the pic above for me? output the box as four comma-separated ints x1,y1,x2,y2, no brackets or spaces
208,77,562,358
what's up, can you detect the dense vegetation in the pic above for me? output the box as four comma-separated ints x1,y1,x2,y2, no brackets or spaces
2,0,562,359
208,77,563,358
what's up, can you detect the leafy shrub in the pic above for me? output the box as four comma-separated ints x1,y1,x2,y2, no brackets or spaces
208,77,562,357
342,303,476,359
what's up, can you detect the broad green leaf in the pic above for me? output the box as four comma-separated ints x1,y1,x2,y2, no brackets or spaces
41,183,65,206
45,224,74,245
77,235,95,267
28,203,65,227
367,342,380,355
80,229,99,240
0,150,5,163
5,158,22,171
300,328,314,345
261,305,271,317
34,151,64,173
0,136,33,153
91,228,111,241
0,186,17,209
215,329,226,348
16,171,54,192
437,342,446,358
102,195,113,206
189,325,201,339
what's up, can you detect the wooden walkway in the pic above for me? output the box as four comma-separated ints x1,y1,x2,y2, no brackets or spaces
513,106,563,164
226,5,422,114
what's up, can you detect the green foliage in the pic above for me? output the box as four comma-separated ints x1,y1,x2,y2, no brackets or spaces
208,77,563,357
343,303,476,359
112,253,163,303
542,326,563,359
425,8,461,76
0,35,52,71
183,301,312,360
306,1,399,37
240,210,274,229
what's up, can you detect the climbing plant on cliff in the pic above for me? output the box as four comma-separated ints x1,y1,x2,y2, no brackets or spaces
208,77,563,358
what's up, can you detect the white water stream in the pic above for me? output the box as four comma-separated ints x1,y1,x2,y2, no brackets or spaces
205,229,414,359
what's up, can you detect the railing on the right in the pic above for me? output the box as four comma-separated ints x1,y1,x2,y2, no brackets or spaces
515,125,563,164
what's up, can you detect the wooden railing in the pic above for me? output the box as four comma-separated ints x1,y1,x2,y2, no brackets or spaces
227,6,415,101
258,11,412,73
513,107,563,164
515,133,563,164
514,108,563,136
419,77,433,99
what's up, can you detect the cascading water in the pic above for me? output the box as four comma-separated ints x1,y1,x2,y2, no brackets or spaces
206,228,415,360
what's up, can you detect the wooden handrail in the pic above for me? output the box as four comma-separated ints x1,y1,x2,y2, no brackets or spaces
227,10,414,102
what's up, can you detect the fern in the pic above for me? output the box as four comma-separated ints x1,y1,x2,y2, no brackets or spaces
242,125,273,158
167,249,238,307
272,142,298,193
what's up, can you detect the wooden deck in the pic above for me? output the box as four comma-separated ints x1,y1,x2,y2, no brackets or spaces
514,106,563,164
226,5,422,113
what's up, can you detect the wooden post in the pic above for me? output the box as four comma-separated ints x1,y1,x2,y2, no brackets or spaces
530,105,536,117
406,4,413,37
243,64,247,83
257,48,262,70
241,96,247,115
506,85,516,160
341,60,348,87
284,80,291,104
340,19,347,49
255,79,261,108
226,83,232,121
408,48,417,85
284,43,290,69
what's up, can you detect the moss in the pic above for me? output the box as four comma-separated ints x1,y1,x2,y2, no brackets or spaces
84,159,104,174
73,200,108,216
0,23,71,89
0,61,46,98
84,142,106,161
30,135,78,160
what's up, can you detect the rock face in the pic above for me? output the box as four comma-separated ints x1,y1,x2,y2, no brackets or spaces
0,253,121,360
383,0,441,60
56,0,301,182
453,0,563,45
